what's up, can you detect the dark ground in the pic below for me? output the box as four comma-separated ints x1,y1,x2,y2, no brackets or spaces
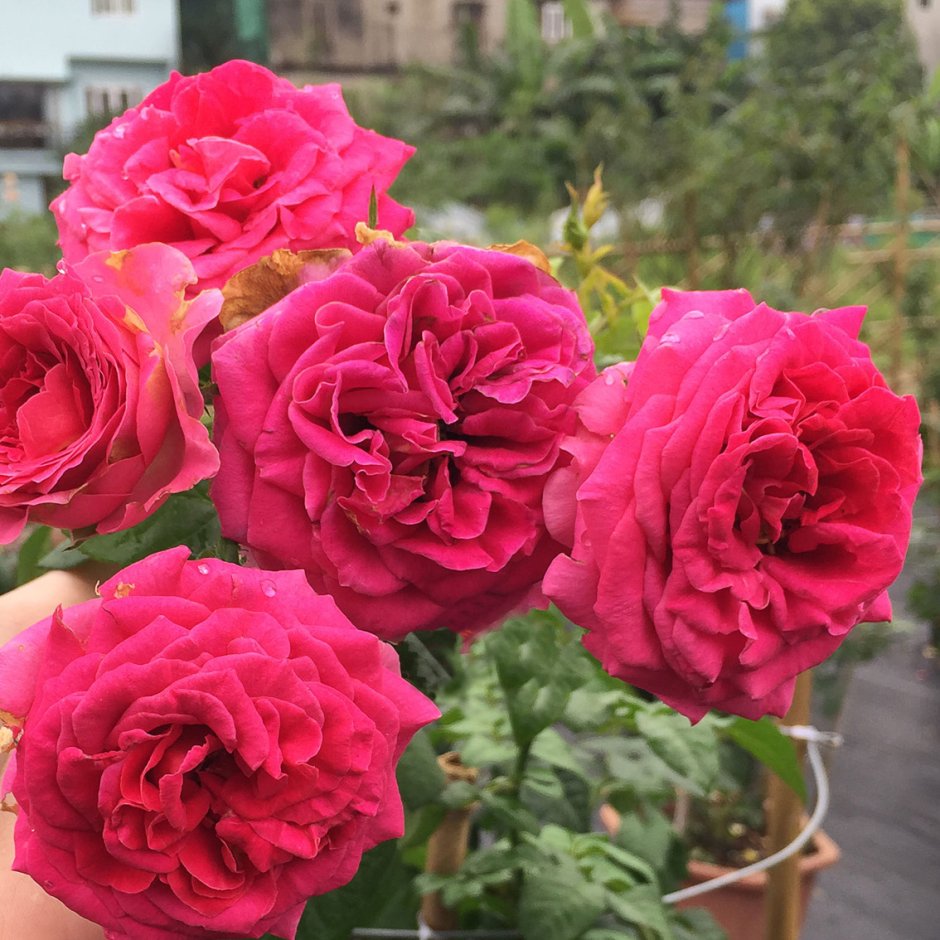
801,610,940,939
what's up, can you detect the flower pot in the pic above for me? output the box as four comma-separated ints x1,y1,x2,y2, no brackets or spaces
678,828,841,940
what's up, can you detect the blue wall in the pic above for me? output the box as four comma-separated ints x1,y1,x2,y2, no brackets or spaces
725,0,749,59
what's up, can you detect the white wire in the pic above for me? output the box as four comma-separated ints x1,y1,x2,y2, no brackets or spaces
352,726,838,934
661,735,831,904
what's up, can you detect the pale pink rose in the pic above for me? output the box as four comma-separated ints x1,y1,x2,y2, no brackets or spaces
544,289,922,721
211,240,596,639
52,60,414,294
0,547,438,940
0,244,219,540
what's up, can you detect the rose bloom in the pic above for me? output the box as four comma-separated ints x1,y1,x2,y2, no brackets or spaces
211,240,596,639
544,289,922,721
0,548,438,940
52,60,414,294
0,244,219,541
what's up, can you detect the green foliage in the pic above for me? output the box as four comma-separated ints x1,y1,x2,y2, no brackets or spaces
413,606,795,937
0,212,59,274
71,484,234,567
724,717,806,802
556,168,658,363
397,730,447,810
286,841,420,940
15,526,54,586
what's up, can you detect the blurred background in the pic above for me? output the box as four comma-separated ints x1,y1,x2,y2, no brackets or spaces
0,2,938,937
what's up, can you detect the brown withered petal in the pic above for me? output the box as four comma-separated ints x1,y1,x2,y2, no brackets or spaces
219,248,352,331
488,240,553,275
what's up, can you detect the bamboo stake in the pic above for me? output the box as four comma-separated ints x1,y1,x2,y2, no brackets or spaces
420,753,478,931
764,671,813,940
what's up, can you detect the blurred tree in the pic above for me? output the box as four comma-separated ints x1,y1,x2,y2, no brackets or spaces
755,0,923,237
179,0,268,72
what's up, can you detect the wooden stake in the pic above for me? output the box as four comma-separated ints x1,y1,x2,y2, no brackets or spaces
764,671,813,940
420,753,478,931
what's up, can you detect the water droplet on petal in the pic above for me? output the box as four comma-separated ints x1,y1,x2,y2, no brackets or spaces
660,331,681,345
56,260,67,274
685,309,705,319
197,564,210,575
714,323,730,341
261,580,277,598
114,124,127,139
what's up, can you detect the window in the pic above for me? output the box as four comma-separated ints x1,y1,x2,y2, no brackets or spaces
91,0,136,15
0,82,47,148
84,85,142,118
540,2,571,43
337,0,363,36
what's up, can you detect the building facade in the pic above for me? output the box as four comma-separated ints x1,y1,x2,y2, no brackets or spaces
908,0,940,75
608,0,714,32
267,0,510,74
0,0,179,216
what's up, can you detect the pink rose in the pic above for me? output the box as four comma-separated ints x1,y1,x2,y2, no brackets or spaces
544,289,922,721
52,60,414,294
0,244,219,540
211,240,596,639
0,547,438,940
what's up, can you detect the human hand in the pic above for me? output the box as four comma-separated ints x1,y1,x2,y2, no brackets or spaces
0,567,109,940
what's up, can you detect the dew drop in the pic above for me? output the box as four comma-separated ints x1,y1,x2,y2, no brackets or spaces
685,309,705,320
55,260,67,274
197,564,210,575
660,331,681,345
713,323,730,341
261,580,277,598
114,124,126,139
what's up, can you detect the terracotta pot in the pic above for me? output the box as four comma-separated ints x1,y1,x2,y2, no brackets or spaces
678,828,841,940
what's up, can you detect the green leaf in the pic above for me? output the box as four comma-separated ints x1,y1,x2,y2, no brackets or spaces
613,811,687,891
531,727,588,778
725,717,806,802
479,789,540,835
289,841,418,940
396,730,446,810
605,884,673,939
522,766,592,832
505,0,544,93
16,526,53,585
519,855,606,940
487,611,592,750
561,0,594,39
667,906,728,940
582,930,641,940
440,779,479,810
634,708,722,796
77,486,222,566
39,541,89,571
